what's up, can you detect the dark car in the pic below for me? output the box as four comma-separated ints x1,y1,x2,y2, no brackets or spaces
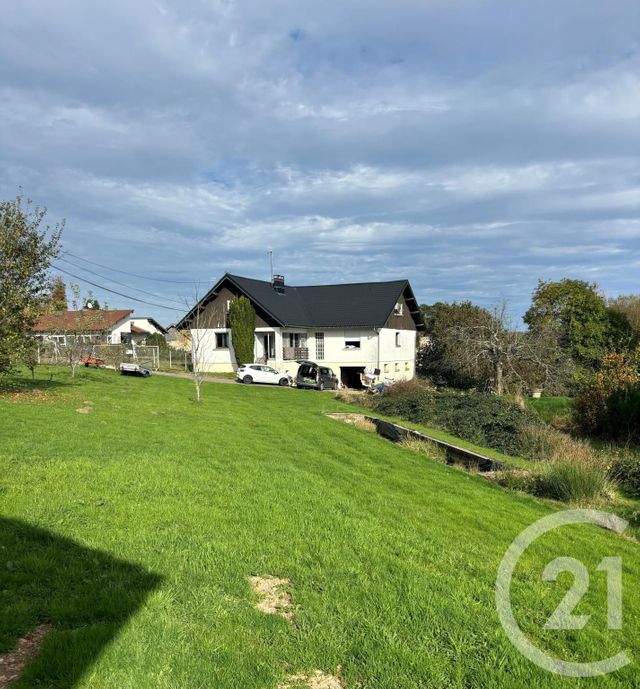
296,361,339,390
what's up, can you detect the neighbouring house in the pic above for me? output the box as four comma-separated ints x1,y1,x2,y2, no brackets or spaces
165,325,192,351
33,310,166,346
177,273,425,386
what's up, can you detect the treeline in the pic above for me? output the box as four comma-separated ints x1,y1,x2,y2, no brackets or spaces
417,279,640,442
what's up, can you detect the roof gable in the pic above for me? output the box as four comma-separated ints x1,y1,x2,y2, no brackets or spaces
179,274,425,330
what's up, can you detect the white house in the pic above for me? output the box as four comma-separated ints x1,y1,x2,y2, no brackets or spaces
177,273,425,387
33,310,166,346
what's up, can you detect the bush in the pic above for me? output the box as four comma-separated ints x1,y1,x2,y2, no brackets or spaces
373,386,542,456
610,452,640,498
574,350,640,441
518,425,596,464
533,461,613,504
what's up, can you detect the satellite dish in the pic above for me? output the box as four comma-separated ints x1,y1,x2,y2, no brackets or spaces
85,301,93,309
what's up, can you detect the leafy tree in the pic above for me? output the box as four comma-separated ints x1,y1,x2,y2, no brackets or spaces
417,301,493,388
144,332,168,350
418,300,572,394
609,294,640,339
49,276,68,311
605,307,636,352
228,296,256,366
524,279,611,367
0,194,63,373
574,348,640,441
83,291,100,310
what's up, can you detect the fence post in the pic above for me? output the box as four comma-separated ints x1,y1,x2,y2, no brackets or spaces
169,349,172,369
184,352,187,371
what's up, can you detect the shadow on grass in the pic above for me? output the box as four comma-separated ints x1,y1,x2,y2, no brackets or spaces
0,375,67,394
0,518,162,688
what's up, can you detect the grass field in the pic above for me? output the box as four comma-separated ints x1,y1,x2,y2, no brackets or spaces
525,396,573,425
1,369,639,688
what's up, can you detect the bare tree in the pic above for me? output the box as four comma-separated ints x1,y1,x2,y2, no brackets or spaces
54,284,108,377
181,284,218,402
447,301,569,395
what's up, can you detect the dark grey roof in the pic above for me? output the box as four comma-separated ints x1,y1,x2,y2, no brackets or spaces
178,273,425,330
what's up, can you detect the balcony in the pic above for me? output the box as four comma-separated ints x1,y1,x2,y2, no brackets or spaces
283,347,309,361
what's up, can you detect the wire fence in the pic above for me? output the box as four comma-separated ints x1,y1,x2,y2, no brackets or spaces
35,341,195,372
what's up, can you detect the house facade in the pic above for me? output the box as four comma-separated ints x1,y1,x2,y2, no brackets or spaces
33,310,166,346
178,273,425,386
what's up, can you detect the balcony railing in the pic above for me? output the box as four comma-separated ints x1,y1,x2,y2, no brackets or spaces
283,346,309,361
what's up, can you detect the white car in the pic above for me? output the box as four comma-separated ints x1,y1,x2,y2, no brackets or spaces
236,364,292,386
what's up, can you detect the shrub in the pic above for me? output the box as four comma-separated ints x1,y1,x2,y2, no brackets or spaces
610,452,640,498
574,350,640,441
228,296,256,366
518,425,596,464
373,387,542,456
533,461,613,504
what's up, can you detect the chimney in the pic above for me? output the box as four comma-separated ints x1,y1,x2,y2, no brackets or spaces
272,274,285,294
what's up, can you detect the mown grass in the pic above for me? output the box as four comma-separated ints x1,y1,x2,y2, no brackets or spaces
525,396,573,425
1,368,639,688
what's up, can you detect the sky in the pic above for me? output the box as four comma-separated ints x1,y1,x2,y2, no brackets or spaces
1,0,639,326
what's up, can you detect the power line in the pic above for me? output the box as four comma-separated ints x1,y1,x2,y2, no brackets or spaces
57,256,187,306
63,251,212,284
52,264,186,313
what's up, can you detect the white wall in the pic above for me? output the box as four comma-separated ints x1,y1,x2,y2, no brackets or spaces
109,317,164,344
191,328,235,372
193,326,417,379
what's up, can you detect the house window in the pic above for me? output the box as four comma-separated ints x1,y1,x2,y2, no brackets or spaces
395,331,401,347
394,302,403,316
216,332,229,348
262,332,275,359
344,335,361,349
286,332,306,348
384,363,389,373
395,362,400,372
405,362,410,371
315,332,325,359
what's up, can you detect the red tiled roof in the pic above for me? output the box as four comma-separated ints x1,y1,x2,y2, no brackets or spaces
130,324,150,334
33,310,133,333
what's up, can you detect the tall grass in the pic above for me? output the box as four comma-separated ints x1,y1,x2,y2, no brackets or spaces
534,461,614,504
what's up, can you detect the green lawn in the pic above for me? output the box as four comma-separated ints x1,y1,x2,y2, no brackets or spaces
525,396,573,425
1,369,639,688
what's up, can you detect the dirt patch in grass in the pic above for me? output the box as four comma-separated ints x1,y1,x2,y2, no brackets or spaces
76,406,92,414
279,670,344,689
248,576,293,620
0,624,51,688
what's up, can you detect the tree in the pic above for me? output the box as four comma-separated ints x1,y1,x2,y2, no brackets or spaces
49,276,68,311
0,194,63,373
609,294,640,339
524,279,611,368
145,333,168,350
83,290,100,310
417,301,493,388
605,307,636,353
55,283,104,378
228,296,256,367
418,300,571,394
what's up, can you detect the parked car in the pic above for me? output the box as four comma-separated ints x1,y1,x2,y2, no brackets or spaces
119,362,152,377
237,364,292,386
296,361,339,390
